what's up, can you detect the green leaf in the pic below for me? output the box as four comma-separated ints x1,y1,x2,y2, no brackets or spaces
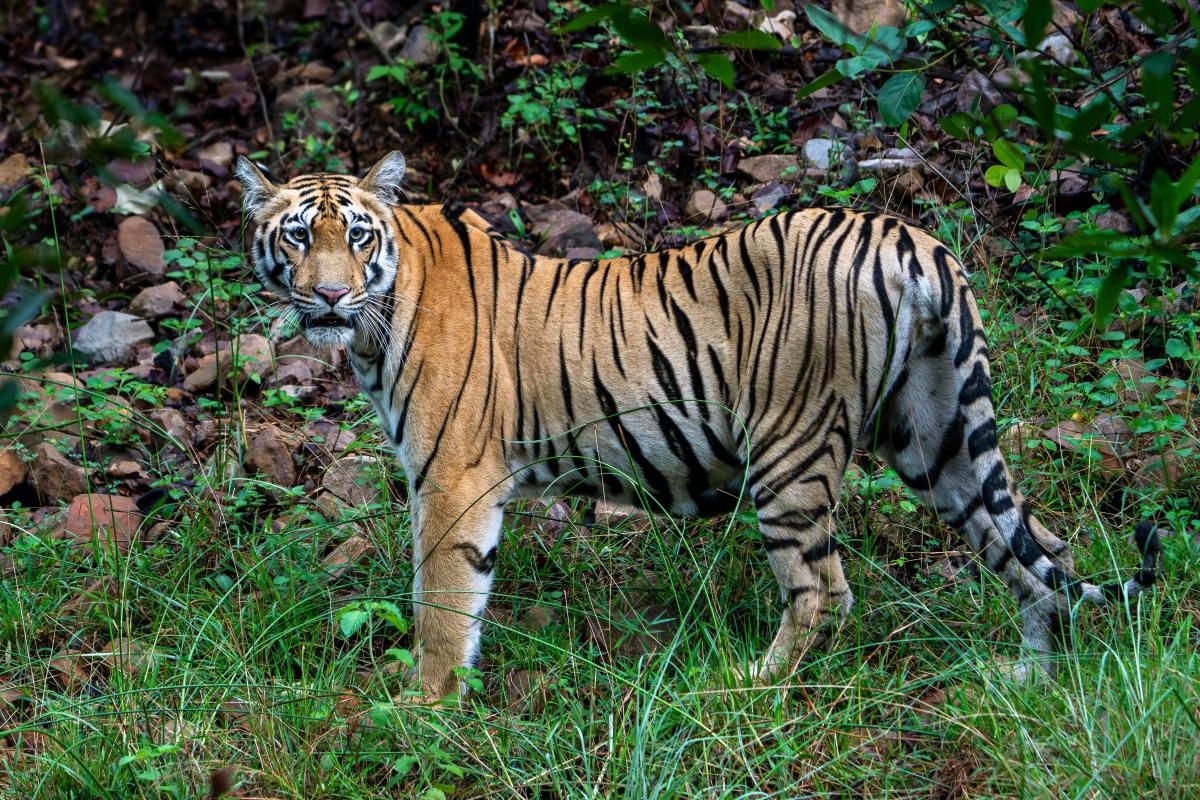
561,3,618,33
696,52,735,88
985,164,1009,187
1093,261,1131,328
939,111,974,140
1023,0,1051,49
990,103,1018,129
1165,339,1188,358
604,49,667,75
338,608,371,638
992,139,1025,170
1004,167,1022,192
877,73,925,127
837,55,877,79
385,647,415,668
796,69,842,98
1140,51,1176,127
806,5,851,46
607,6,670,52
717,29,782,50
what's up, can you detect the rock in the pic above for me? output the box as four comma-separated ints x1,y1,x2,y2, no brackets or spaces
116,216,166,276
166,169,213,196
280,384,319,401
129,281,186,318
106,158,154,185
101,637,156,679
59,494,142,552
107,460,146,480
183,355,221,393
1095,209,1133,234
751,182,788,213
1035,32,1076,66
564,246,602,260
519,605,558,632
0,152,32,187
184,335,275,393
71,311,154,365
829,0,906,33
322,456,382,506
994,67,1030,89
737,154,801,183
642,173,664,203
274,85,343,135
246,425,298,487
592,499,653,532
29,443,87,502
892,169,925,196
858,148,923,173
400,24,440,66
685,189,727,222
270,360,313,387
320,535,376,580
0,447,26,497
504,669,550,714
148,408,192,448
533,210,603,257
196,141,235,169
802,137,842,171
956,70,1003,112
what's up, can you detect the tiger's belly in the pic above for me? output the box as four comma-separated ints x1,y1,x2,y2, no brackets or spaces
507,409,747,517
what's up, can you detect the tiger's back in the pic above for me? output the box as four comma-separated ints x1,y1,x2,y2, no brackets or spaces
238,153,1160,700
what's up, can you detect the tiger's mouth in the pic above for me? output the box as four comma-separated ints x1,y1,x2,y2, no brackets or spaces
297,310,358,349
301,313,355,330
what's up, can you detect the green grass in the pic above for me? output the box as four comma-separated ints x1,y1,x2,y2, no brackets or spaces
2,266,1198,798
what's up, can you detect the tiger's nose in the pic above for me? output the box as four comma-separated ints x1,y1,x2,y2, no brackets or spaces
315,285,350,306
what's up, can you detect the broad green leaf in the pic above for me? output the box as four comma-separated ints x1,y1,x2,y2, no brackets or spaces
806,5,851,46
338,608,370,638
1023,0,1051,49
697,53,735,88
717,29,782,50
877,73,925,127
985,164,1009,187
796,69,843,98
991,103,1018,129
561,3,618,33
1004,167,1022,192
837,55,877,79
1141,51,1177,127
607,6,670,52
992,139,1025,170
604,49,667,75
1093,261,1131,328
1165,338,1188,357
939,112,974,140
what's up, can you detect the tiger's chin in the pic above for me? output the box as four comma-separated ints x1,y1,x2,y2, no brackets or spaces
300,315,357,350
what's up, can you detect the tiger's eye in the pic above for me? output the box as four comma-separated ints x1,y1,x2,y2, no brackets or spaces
349,226,367,242
289,227,308,243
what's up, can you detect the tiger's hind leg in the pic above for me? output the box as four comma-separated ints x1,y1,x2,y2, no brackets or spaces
739,464,853,682
874,352,1073,676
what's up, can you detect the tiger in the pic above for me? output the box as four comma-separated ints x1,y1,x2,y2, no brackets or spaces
236,151,1161,700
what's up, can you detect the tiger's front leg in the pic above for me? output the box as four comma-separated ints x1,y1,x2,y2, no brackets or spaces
405,475,510,700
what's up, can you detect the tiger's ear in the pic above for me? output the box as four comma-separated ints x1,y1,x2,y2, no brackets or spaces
235,156,279,218
359,151,407,205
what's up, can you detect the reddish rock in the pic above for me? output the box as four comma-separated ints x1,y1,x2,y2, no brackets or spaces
117,216,166,276
29,443,88,502
246,425,298,486
59,494,142,553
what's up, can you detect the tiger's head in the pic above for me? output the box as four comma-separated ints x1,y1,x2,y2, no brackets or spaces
236,151,407,349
